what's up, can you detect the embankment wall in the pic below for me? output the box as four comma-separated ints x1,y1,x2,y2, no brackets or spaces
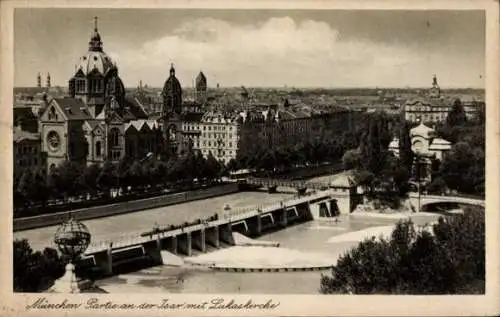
14,183,240,232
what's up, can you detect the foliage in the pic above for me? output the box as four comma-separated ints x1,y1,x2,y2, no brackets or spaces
439,142,484,195
320,208,485,294
14,239,66,292
446,99,467,127
398,119,413,172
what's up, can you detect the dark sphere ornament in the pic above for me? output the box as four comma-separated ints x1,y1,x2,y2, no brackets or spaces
54,217,91,260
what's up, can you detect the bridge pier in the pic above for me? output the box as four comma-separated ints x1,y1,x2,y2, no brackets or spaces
192,229,206,252
163,236,177,254
206,226,220,248
177,233,192,256
97,244,113,276
219,223,234,245
247,215,262,236
144,240,162,265
280,209,288,227
268,185,277,193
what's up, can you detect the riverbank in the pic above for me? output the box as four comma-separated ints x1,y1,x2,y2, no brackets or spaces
14,183,240,232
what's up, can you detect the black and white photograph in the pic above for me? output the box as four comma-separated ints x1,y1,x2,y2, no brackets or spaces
2,0,499,315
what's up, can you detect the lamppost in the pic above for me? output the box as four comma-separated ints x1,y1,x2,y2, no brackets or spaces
51,216,91,293
413,153,424,213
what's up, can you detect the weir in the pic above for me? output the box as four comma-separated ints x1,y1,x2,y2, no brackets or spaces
77,189,342,278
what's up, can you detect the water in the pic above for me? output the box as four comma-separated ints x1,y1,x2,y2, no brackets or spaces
14,181,441,294
96,213,440,294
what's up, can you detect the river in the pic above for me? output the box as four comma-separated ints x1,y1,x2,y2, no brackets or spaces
95,213,440,294
14,180,442,294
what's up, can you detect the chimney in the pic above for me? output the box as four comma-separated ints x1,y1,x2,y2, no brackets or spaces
37,72,41,88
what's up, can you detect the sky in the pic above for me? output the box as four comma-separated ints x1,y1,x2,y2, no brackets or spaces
14,9,485,88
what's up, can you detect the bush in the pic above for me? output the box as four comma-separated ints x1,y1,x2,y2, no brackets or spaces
14,239,66,292
320,208,484,294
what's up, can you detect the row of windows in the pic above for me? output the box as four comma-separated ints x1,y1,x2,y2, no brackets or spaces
16,145,38,155
201,141,233,147
202,125,234,131
201,132,235,139
200,149,235,156
17,157,43,167
76,79,103,93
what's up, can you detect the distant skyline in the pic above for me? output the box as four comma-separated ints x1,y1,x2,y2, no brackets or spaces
15,9,485,88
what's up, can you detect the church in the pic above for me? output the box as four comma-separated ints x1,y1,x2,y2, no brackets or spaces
38,18,185,170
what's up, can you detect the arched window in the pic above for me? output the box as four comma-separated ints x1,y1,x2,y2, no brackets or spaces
109,128,120,147
95,141,102,157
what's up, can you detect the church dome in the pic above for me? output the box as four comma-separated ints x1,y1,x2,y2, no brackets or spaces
410,122,435,139
76,17,114,76
196,71,207,91
162,64,182,98
77,51,114,76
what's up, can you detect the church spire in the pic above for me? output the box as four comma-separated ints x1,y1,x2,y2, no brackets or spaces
89,16,103,52
432,74,439,88
170,63,175,77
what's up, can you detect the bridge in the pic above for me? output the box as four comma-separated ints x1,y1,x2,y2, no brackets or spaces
408,193,485,210
245,177,330,193
77,189,342,277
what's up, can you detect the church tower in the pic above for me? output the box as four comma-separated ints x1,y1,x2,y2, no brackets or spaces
46,73,51,88
161,63,183,115
37,72,41,88
429,74,440,99
195,71,207,104
68,16,125,118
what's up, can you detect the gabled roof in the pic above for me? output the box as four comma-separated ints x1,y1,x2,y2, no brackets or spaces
124,119,159,132
51,97,91,120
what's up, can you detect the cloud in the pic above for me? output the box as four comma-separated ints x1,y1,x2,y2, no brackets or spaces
114,17,483,88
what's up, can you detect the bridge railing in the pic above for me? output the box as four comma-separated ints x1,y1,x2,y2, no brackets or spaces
246,177,329,189
86,188,336,254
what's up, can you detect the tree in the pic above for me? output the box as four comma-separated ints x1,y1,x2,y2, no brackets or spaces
359,112,391,175
399,120,413,172
96,161,116,197
77,164,102,198
320,208,485,294
205,151,221,181
439,142,482,194
446,98,467,127
342,149,361,170
226,158,238,172
14,239,65,292
17,168,34,205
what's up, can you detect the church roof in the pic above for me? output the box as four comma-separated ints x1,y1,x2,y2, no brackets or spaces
124,119,159,132
52,97,91,120
77,51,115,76
123,97,148,119
162,65,182,97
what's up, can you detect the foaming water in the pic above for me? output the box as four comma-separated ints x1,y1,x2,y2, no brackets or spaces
97,212,440,294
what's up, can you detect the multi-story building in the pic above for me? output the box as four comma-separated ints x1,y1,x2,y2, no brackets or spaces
404,75,483,124
13,126,46,180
